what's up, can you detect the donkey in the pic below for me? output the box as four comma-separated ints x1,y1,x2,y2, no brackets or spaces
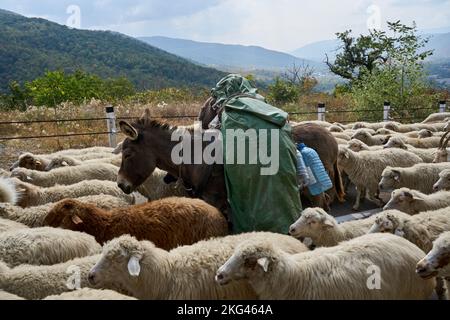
118,110,230,222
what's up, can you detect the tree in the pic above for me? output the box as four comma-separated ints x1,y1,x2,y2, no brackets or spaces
347,22,438,120
267,77,299,105
283,63,318,94
327,21,433,84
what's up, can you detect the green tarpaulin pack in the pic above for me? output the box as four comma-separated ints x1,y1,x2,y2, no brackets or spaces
212,74,302,234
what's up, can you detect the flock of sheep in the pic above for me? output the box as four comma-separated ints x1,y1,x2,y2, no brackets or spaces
0,111,449,300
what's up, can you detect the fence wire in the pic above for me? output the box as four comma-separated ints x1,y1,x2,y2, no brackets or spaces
0,106,445,141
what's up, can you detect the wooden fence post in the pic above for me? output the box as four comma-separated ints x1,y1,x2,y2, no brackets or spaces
317,103,326,122
383,101,391,122
105,106,117,148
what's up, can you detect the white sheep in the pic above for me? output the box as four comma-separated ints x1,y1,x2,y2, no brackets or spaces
12,179,136,208
383,136,436,163
331,132,351,141
0,227,101,267
384,122,437,133
0,218,27,233
385,135,442,149
352,122,385,130
136,168,188,201
328,125,344,133
338,147,423,210
0,290,25,300
368,208,450,253
416,231,450,282
51,146,114,156
0,255,104,300
0,169,10,178
379,163,450,194
45,155,122,171
87,232,308,300
42,288,136,300
383,188,450,215
433,169,450,191
346,139,382,152
422,112,450,124
0,194,131,227
351,129,387,146
11,163,119,187
288,207,379,247
0,177,18,204
215,233,435,300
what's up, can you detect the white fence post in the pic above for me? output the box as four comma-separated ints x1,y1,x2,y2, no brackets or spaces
318,103,326,122
383,101,391,122
439,100,447,113
105,106,117,148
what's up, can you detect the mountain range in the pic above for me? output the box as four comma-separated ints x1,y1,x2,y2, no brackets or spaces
0,9,225,93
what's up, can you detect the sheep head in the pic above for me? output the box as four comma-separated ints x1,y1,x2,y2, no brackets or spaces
416,232,450,279
417,129,433,139
216,240,278,286
379,167,401,192
45,156,72,171
383,188,424,214
433,169,450,191
45,199,92,229
368,210,408,235
351,129,372,144
337,147,354,167
88,235,145,287
383,136,407,149
16,153,46,171
289,207,336,240
328,125,343,133
347,139,369,152
384,122,400,132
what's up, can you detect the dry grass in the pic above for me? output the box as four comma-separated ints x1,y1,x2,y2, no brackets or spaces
0,98,203,169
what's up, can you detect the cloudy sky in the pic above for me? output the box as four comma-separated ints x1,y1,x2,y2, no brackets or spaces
1,0,450,51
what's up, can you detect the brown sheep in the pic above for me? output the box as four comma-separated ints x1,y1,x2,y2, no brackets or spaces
44,197,228,250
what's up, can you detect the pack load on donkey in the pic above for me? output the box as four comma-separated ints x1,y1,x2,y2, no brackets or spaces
206,74,303,234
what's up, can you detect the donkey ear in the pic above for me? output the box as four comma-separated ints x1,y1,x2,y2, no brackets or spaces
119,121,139,141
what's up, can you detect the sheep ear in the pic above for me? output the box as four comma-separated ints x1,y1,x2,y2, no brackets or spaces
128,255,141,277
392,170,400,181
71,215,83,225
61,161,68,167
26,176,33,181
323,219,334,229
343,149,350,159
119,121,139,141
257,257,270,273
394,228,405,237
35,160,42,166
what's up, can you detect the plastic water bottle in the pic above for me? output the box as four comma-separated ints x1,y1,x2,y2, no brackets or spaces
297,143,333,196
295,150,310,188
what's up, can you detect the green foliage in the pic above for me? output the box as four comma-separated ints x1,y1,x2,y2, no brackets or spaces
328,21,433,84
330,21,440,121
0,10,225,94
0,70,136,109
267,78,299,105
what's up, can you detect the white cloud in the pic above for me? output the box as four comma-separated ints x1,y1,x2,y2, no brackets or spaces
2,0,450,51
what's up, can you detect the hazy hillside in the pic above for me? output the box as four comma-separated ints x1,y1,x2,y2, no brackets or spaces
0,9,225,92
139,36,324,72
290,39,341,63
